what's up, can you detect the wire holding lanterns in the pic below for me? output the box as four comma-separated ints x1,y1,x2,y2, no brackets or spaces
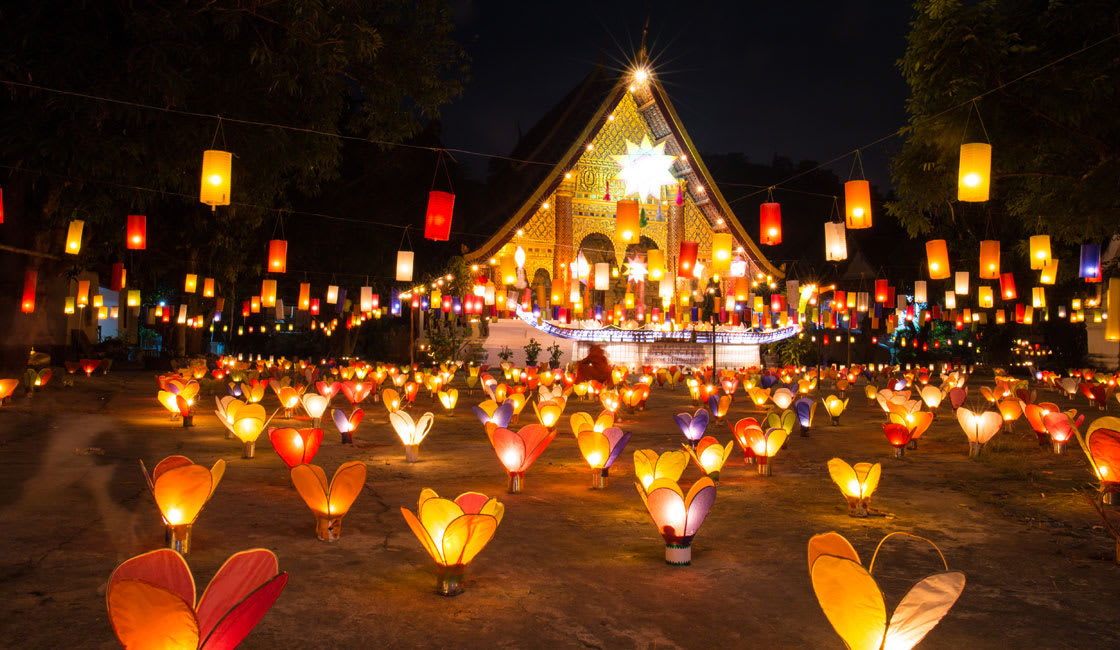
424,149,456,241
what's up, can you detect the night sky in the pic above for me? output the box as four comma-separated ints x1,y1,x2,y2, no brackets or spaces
443,0,916,187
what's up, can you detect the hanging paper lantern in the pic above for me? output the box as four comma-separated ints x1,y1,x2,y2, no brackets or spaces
874,279,888,303
20,270,36,313
978,240,1000,279
616,199,640,243
401,488,503,596
1106,278,1119,341
396,251,414,282
978,286,993,308
199,150,232,209
326,285,339,304
759,202,782,245
127,290,140,307
678,241,699,277
423,190,455,241
999,272,1017,300
268,239,287,273
594,263,610,291
261,279,277,307
1038,257,1058,285
647,249,666,281
499,255,517,284
1029,235,1051,270
200,277,214,298
297,283,310,310
184,274,197,293
1080,244,1101,281
711,233,732,274
913,280,927,304
957,142,992,202
824,222,847,261
954,271,969,296
126,214,146,250
65,219,84,254
925,240,950,279
844,180,872,229
111,263,126,292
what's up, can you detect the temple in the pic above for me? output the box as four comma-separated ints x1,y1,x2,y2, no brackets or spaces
464,56,799,367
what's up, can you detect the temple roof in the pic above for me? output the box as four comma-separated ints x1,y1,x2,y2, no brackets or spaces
465,62,782,279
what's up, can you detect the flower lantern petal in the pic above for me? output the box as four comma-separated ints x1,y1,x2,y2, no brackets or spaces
108,548,196,607
196,548,281,642
577,430,611,469
107,579,200,650
827,459,859,496
442,515,499,567
603,427,632,467
810,555,887,650
682,477,717,537
883,572,966,650
491,427,527,472
807,531,861,571
154,465,213,525
151,455,195,484
291,464,331,516
402,507,444,564
325,461,367,517
517,424,556,470
642,480,687,540
454,492,490,515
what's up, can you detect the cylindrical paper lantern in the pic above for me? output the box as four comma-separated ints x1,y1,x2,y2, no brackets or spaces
327,285,339,304
1029,235,1051,270
594,263,610,291
1106,278,1119,341
202,277,214,297
20,270,37,313
759,203,782,245
127,290,140,307
261,279,277,307
251,296,261,313
999,273,1017,300
184,274,197,293
500,255,517,284
616,200,640,243
955,272,969,296
268,239,287,273
958,143,992,202
396,251,414,282
126,214,146,250
1032,287,1046,309
711,233,732,275
65,219,84,254
678,241,698,277
944,291,957,310
824,222,847,261
423,190,455,241
844,180,872,229
978,240,1000,279
913,280,927,304
647,249,665,281
111,263,126,292
875,279,888,303
298,283,310,309
925,240,950,279
200,150,232,208
1080,244,1101,281
978,286,993,308
360,287,373,312
1039,258,1058,285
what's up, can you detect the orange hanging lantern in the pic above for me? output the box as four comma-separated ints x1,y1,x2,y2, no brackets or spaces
978,240,1000,279
678,241,699,277
844,180,872,229
711,233,732,274
925,240,950,279
298,283,310,309
20,270,36,313
759,202,782,245
647,249,666,281
202,277,214,297
957,142,992,202
126,214,146,250
199,149,232,209
65,219,84,254
424,190,455,241
616,199,640,243
184,274,197,293
268,239,287,273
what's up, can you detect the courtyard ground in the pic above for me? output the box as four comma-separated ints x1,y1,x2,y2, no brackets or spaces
0,369,1116,649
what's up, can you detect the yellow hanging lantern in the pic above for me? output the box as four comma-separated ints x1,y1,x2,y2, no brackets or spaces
199,150,232,209
500,255,517,285
647,249,665,281
711,233,732,275
261,279,277,307
1029,235,1051,270
978,286,993,308
184,274,197,293
957,142,991,202
1105,278,1119,341
1039,258,1058,285
127,290,140,307
65,219,84,254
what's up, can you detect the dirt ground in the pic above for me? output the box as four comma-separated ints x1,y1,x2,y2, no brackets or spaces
0,369,1117,649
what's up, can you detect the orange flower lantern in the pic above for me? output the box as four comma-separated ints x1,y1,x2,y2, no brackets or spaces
106,548,287,649
1078,417,1120,503
140,455,225,554
827,459,881,517
269,427,323,468
291,461,367,541
577,426,631,488
685,436,735,484
487,424,556,493
401,489,503,595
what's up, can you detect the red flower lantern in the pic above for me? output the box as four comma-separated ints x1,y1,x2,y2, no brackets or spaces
759,202,782,245
883,422,913,458
424,190,455,241
126,214,146,250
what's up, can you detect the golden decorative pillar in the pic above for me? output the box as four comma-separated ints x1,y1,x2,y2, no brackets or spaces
668,179,687,300
553,177,575,309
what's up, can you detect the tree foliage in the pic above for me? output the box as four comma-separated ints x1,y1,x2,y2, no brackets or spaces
888,0,1120,254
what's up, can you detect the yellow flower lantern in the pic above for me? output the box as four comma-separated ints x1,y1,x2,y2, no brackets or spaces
827,459,880,517
401,489,503,596
633,449,688,490
749,427,788,476
438,388,458,412
533,399,565,431
577,426,631,488
140,456,225,554
808,532,965,650
685,436,735,484
822,395,848,425
957,142,991,202
390,411,434,462
231,403,269,458
382,388,401,413
291,461,367,541
771,387,795,410
997,398,1024,431
570,411,614,438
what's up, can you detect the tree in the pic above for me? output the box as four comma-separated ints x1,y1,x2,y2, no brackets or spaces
0,0,467,358
888,0,1119,255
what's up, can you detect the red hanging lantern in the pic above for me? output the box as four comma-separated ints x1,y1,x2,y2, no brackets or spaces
111,263,126,291
999,273,1017,301
874,279,888,303
268,239,287,273
21,270,36,313
242,301,250,318
310,298,320,315
126,214,146,250
759,202,782,245
424,190,455,241
678,241,699,277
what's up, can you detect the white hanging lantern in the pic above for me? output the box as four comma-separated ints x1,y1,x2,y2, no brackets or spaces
361,287,373,312
944,291,957,310
914,280,927,304
396,251,414,282
824,222,847,261
327,285,339,304
955,272,969,296
594,263,610,291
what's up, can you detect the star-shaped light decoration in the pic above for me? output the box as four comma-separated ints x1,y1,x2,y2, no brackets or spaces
612,136,677,201
625,256,648,284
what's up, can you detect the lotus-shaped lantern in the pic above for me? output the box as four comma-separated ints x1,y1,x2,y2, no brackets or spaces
827,459,881,517
269,427,323,469
140,456,225,554
622,384,650,411
731,417,763,464
794,397,816,436
381,388,401,414
301,393,329,427
487,424,556,493
316,380,341,401
474,400,513,429
158,389,194,425
390,411,434,461
341,380,371,406
229,403,271,458
685,437,735,484
577,426,631,488
997,398,1025,431
749,426,788,476
636,477,717,565
291,461,367,541
808,532,964,650
889,410,933,449
403,381,420,405
332,407,364,444
241,380,266,403
0,378,18,403
106,548,287,650
506,391,528,424
633,449,688,490
570,411,614,438
947,386,968,409
919,385,943,411
883,423,913,458
1076,417,1120,503
277,386,301,418
822,395,848,425
1043,409,1083,454
675,409,710,448
533,399,565,432
956,407,1002,457
748,386,771,408
771,387,795,410
401,489,503,596
864,384,878,404
1024,402,1060,446
438,388,458,412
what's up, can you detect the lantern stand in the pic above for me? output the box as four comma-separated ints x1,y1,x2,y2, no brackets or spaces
168,524,192,555
437,564,466,596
